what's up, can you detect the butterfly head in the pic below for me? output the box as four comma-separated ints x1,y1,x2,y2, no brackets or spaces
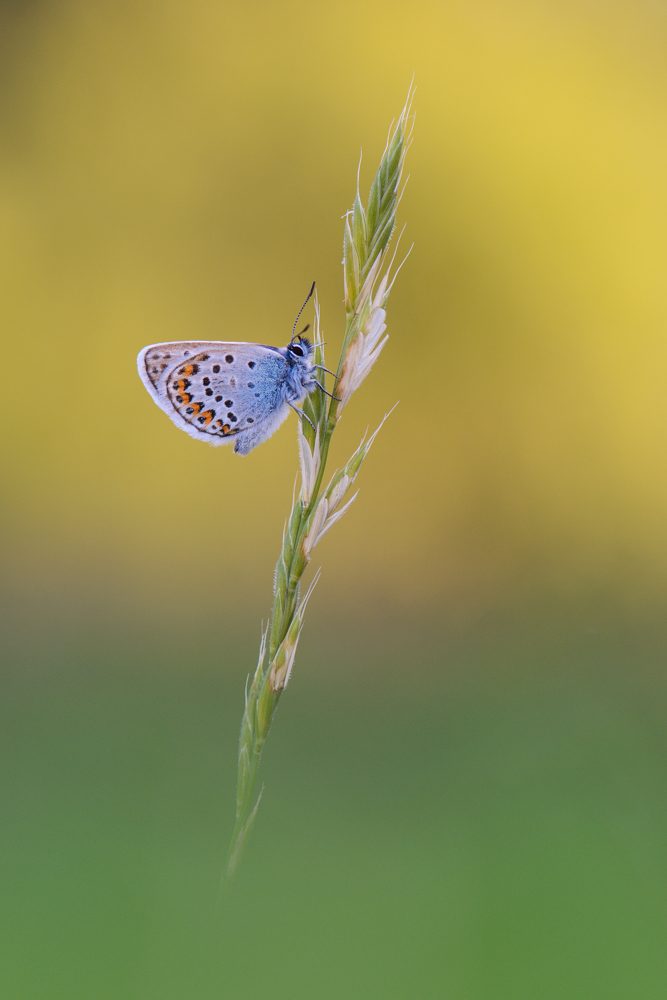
286,335,313,361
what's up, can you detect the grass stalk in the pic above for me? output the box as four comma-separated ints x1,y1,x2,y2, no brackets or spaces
225,88,414,879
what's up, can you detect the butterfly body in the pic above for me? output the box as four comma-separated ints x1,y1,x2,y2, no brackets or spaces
138,338,317,455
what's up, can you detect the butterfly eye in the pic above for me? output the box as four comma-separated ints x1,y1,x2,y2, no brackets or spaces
290,344,304,357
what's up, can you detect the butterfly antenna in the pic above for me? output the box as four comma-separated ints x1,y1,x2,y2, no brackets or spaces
291,281,316,343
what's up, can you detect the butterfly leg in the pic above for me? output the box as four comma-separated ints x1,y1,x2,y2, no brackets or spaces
312,363,337,377
312,379,340,402
287,400,315,429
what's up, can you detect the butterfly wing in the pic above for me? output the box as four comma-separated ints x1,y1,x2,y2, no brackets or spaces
138,341,294,453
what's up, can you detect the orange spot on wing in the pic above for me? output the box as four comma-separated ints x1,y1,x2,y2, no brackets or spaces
190,402,203,415
201,410,214,425
177,392,192,405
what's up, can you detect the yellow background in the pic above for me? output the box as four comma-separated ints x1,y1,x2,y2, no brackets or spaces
2,2,667,997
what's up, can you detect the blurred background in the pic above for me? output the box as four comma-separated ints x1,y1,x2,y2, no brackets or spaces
2,0,667,996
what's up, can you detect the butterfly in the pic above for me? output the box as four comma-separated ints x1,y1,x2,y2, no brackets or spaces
136,284,333,455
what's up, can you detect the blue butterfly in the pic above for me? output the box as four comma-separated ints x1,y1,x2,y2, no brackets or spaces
137,284,334,455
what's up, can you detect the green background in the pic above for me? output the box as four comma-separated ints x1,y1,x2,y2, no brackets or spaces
2,1,667,996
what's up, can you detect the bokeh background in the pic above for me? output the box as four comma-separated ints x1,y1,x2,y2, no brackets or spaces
3,1,667,996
